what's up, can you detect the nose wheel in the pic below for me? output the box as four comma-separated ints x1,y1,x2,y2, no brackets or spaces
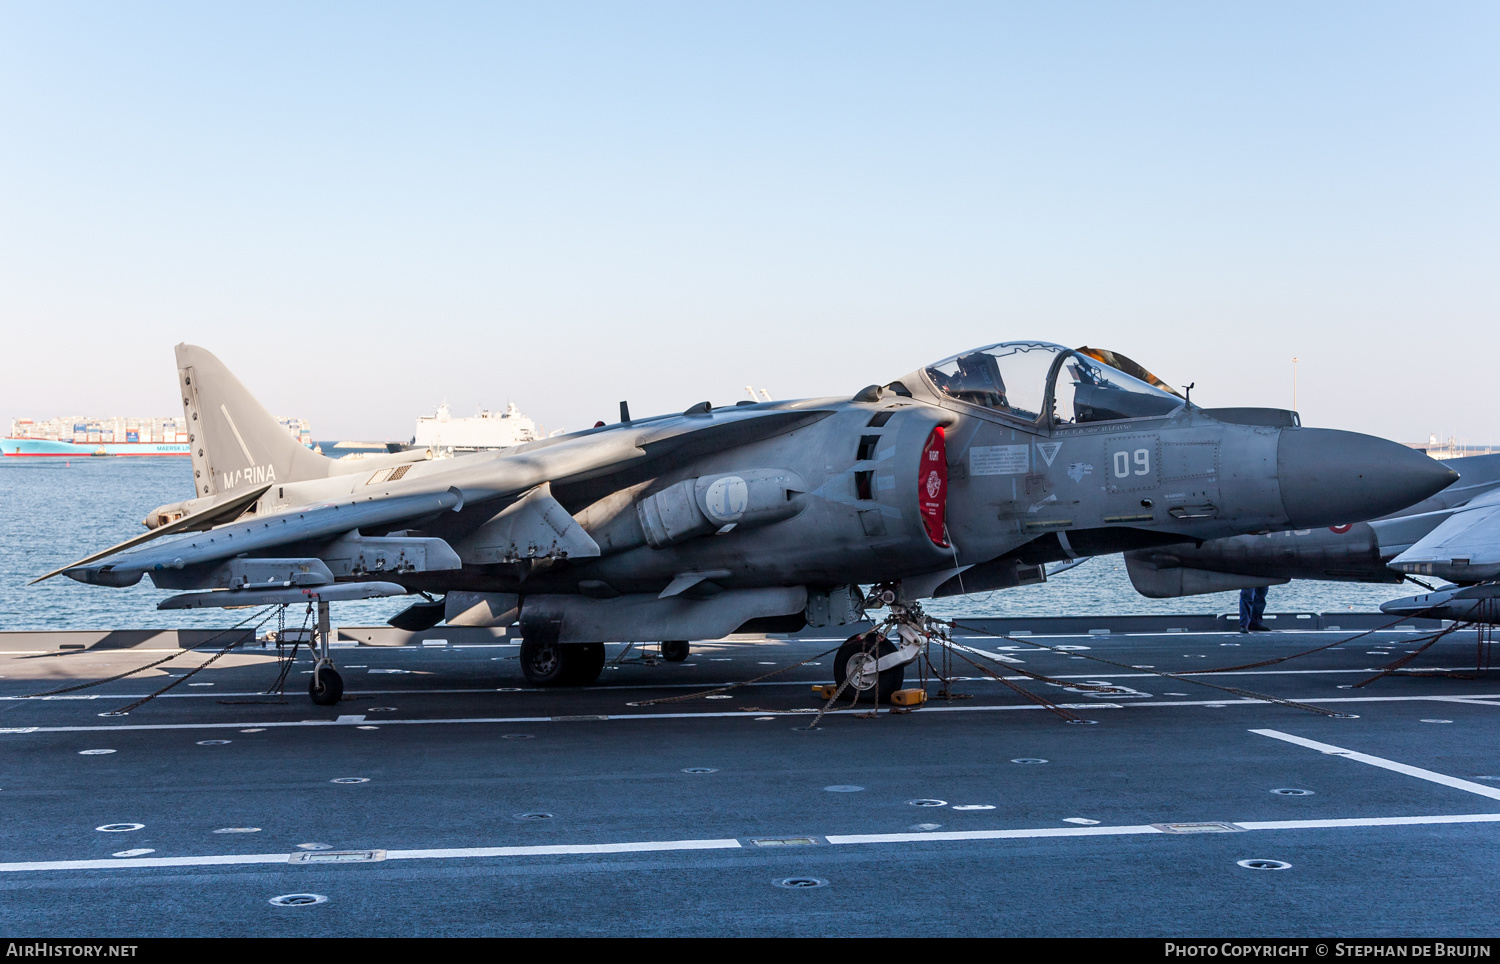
834,631,905,704
660,640,690,662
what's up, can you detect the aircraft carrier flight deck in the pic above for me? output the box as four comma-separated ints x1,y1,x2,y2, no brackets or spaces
2,616,1497,938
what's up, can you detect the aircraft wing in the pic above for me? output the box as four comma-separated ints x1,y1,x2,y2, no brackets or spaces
432,406,833,499
56,405,834,589
30,484,271,584
1390,486,1500,582
64,489,465,587
1366,508,1455,560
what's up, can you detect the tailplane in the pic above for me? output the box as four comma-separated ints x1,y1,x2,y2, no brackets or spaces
176,344,332,498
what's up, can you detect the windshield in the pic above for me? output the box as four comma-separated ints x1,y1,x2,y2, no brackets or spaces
924,341,1184,425
924,343,1066,421
1052,351,1184,424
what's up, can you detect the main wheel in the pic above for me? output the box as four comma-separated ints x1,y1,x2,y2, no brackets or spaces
521,638,607,687
309,666,344,705
520,636,567,685
833,631,904,704
562,642,607,685
660,640,690,662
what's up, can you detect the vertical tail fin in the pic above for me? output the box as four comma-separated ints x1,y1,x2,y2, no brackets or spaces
176,344,332,498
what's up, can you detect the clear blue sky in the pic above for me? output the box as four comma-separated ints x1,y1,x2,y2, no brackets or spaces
1,2,1495,443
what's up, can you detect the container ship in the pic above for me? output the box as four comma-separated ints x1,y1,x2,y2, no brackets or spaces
3,415,311,457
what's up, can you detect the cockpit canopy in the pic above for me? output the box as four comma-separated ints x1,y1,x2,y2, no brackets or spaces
923,341,1184,425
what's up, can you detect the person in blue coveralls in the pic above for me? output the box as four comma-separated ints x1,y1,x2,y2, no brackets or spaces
1239,586,1270,633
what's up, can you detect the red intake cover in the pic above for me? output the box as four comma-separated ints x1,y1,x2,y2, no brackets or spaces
919,426,948,547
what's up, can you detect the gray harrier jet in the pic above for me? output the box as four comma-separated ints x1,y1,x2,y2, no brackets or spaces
42,342,1455,704
1123,453,1500,598
1119,449,1500,626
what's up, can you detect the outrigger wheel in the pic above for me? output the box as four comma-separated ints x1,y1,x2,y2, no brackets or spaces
520,637,607,686
834,630,905,704
660,640,690,662
310,665,344,706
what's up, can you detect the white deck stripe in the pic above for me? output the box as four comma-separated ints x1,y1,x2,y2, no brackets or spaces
1,854,295,872
3,814,1495,874
0,839,742,873
948,643,1024,664
1234,814,1500,830
386,839,741,860
1251,729,1500,801
949,631,1430,639
826,825,1162,844
6,693,1500,734
0,666,1479,703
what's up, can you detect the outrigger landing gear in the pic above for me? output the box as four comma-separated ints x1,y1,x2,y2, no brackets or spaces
308,600,344,706
310,664,343,705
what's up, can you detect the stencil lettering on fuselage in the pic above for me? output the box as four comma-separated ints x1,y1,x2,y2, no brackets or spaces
970,445,1029,476
1104,434,1161,493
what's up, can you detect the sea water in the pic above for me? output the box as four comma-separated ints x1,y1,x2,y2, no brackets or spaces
0,457,1412,631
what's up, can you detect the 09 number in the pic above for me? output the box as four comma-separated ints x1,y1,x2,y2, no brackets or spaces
1113,448,1151,479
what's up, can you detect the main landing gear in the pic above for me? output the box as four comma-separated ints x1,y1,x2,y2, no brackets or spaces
519,637,686,683
519,637,606,686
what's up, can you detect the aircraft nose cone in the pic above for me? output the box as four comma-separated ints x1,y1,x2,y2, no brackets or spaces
1277,429,1457,528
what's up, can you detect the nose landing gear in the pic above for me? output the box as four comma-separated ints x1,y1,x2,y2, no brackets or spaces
823,589,932,705
834,632,905,704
